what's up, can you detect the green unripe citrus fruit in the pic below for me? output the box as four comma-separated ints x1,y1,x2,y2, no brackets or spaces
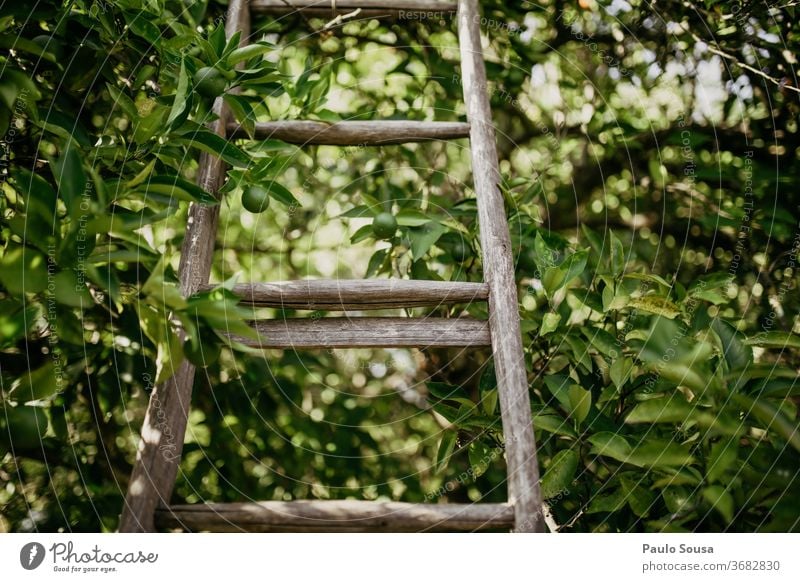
194,66,227,99
438,234,473,263
241,185,271,214
372,212,397,240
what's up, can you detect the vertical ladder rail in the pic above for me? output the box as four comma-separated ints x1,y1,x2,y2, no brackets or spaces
457,0,545,532
119,0,251,532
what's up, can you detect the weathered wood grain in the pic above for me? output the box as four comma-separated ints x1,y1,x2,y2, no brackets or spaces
231,317,490,348
251,0,457,18
201,279,488,310
458,0,544,532
156,500,513,532
118,0,251,534
228,120,470,145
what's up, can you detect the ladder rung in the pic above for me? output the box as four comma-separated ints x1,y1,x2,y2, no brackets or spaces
251,0,457,18
228,120,470,145
156,500,513,532
231,317,490,348
207,280,488,310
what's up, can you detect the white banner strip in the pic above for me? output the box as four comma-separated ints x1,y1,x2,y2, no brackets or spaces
1,533,798,581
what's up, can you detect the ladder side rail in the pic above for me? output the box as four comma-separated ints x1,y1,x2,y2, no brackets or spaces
456,0,544,532
118,0,251,532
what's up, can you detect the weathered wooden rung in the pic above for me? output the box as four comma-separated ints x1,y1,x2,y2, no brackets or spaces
251,0,457,18
231,317,490,348
228,120,470,145
156,500,513,532
203,280,488,310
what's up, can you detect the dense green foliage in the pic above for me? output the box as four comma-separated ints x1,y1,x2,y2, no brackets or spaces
1,0,798,532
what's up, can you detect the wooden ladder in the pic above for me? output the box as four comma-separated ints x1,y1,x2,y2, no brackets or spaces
119,0,544,533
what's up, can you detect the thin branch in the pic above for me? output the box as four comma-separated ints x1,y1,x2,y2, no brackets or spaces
677,4,800,95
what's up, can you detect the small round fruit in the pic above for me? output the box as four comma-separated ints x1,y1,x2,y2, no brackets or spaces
372,212,398,240
449,238,473,263
184,337,221,368
194,66,227,99
241,186,271,214
438,234,473,263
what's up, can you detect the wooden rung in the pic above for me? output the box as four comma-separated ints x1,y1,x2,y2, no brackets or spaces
231,317,490,348
156,500,513,532
204,280,488,310
251,0,457,18
228,120,470,145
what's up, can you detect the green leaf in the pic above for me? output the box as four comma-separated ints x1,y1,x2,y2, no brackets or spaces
223,94,255,139
532,408,578,439
581,224,605,256
468,440,494,478
427,382,469,402
588,432,632,462
625,396,696,424
435,431,457,473
533,232,556,271
52,142,87,217
174,127,250,168
396,210,433,227
11,169,58,223
410,222,446,261
50,270,93,307
106,83,140,120
209,21,227,57
542,266,565,297
586,487,627,513
628,296,681,319
557,249,588,290
0,404,48,450
166,59,189,127
479,364,498,416
137,303,185,385
365,249,388,278
711,319,753,370
627,441,695,468
621,474,657,518
225,42,274,67
141,256,187,310
702,486,734,523
662,487,693,514
541,312,561,336
0,302,36,347
0,248,49,296
350,224,374,244
706,439,737,483
135,175,217,205
540,449,578,499
13,362,61,403
610,231,625,276
567,385,591,424
610,357,634,388
125,159,157,189
582,326,620,358
338,205,375,219
262,181,299,207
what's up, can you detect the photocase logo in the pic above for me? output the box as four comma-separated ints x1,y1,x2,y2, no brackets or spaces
20,542,46,570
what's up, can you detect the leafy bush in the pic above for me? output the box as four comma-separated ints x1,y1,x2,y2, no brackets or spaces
1,0,798,533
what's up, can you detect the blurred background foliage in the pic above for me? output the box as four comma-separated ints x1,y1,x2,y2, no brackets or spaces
1,0,798,532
